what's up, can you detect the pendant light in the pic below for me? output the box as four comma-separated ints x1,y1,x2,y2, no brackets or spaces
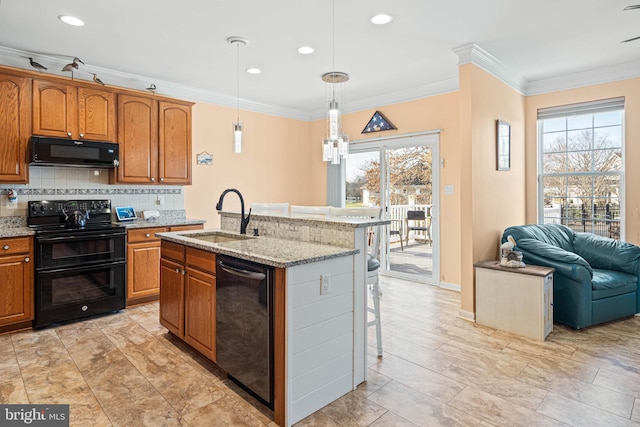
322,0,349,164
227,36,248,153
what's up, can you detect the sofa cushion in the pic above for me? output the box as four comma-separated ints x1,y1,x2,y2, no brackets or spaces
591,268,638,300
503,224,576,252
574,232,640,276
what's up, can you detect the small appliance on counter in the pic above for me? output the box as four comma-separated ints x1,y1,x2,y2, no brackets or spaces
115,206,137,221
142,210,160,220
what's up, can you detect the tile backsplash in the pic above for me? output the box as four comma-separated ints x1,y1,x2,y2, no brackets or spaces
0,166,184,217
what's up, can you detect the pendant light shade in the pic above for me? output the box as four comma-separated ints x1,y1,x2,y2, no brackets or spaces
233,122,243,153
322,1,349,164
228,36,247,153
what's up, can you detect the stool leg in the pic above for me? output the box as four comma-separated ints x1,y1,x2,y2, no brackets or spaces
370,281,383,357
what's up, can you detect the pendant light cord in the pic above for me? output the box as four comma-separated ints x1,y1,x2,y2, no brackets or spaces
236,41,240,123
331,0,336,102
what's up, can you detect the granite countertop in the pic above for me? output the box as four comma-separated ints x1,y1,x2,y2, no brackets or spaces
0,227,35,238
157,229,359,268
219,211,390,228
116,218,206,229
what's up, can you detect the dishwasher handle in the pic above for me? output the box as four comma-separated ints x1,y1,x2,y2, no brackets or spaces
218,261,266,281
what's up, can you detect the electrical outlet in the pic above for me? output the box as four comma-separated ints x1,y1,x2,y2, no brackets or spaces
157,195,165,206
321,274,331,295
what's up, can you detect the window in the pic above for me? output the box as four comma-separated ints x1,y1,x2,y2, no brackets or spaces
538,97,624,239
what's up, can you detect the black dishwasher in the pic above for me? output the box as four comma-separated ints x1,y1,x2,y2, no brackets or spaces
216,254,275,408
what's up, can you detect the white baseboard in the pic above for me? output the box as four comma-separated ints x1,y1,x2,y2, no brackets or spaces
438,281,461,292
458,309,476,322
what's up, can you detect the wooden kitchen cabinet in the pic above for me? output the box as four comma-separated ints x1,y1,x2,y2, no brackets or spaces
160,255,185,337
160,241,216,361
0,72,30,183
159,101,192,184
0,237,34,328
32,79,116,141
185,247,216,360
127,224,203,305
113,94,192,185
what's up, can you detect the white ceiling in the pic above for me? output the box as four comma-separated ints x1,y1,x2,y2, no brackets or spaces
1,0,639,120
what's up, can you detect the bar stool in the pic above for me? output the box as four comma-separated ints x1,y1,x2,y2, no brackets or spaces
330,207,383,357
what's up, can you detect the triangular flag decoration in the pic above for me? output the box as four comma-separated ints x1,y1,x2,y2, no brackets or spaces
362,110,397,134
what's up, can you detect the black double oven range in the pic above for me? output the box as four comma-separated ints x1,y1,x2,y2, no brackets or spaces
28,199,126,329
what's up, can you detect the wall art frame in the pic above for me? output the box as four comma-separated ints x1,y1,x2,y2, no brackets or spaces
496,119,511,171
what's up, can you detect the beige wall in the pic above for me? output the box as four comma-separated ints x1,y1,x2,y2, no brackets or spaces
525,78,640,245
459,64,527,314
185,103,322,227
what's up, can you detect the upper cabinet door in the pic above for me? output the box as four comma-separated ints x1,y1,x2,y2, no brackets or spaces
159,101,192,185
77,87,116,141
115,94,158,184
32,79,77,138
0,74,30,183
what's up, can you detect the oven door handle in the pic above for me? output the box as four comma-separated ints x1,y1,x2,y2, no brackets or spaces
37,259,126,274
218,261,266,281
36,232,124,243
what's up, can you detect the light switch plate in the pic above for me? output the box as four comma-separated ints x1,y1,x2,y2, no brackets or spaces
444,185,454,195
321,274,331,295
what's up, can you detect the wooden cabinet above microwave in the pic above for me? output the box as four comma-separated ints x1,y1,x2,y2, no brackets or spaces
32,79,116,142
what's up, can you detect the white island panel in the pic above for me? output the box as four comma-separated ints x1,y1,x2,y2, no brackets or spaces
287,256,354,426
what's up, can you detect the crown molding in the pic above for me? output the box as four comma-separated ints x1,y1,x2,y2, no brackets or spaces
526,60,640,95
0,45,311,121
452,42,528,95
308,77,460,121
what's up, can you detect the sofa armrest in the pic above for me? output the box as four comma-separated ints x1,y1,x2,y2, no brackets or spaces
514,238,593,281
574,232,640,276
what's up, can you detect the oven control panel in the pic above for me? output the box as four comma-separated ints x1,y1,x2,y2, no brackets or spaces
28,199,112,218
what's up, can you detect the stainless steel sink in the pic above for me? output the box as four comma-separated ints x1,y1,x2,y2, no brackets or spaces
186,232,254,244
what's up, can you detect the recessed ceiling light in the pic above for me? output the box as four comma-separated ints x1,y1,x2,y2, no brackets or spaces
58,15,85,26
371,14,392,25
297,46,314,55
246,68,261,75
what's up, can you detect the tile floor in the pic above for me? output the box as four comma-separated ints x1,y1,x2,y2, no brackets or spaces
2,277,640,426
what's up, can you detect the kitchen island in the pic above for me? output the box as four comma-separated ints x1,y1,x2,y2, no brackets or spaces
156,229,359,426
219,211,390,386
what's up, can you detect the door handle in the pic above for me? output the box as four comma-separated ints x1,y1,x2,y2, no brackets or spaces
218,261,266,280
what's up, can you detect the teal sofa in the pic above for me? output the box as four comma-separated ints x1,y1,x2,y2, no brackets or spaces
501,224,640,329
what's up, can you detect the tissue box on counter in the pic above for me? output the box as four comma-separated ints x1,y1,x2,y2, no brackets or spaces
142,210,160,221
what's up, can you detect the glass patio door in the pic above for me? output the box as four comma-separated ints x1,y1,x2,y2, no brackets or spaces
384,145,434,279
345,133,438,283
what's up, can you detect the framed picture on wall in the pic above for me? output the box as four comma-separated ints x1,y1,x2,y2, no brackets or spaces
496,119,511,171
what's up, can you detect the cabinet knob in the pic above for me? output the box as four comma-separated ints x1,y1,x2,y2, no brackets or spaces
182,270,186,276
24,257,30,263
67,132,72,137
145,233,151,238
175,268,180,273
3,245,8,250
151,177,155,182
160,178,164,182
79,133,84,138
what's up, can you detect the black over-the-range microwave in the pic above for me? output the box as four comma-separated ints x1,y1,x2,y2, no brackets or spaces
30,136,120,168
